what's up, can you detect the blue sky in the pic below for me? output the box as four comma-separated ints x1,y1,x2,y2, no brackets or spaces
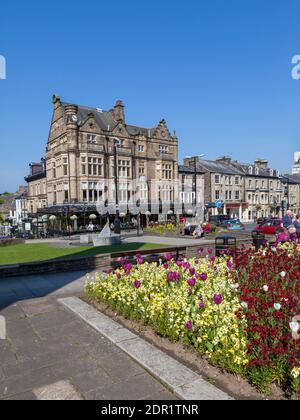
1,0,300,192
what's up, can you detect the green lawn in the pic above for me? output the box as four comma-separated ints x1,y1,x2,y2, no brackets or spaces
0,243,170,266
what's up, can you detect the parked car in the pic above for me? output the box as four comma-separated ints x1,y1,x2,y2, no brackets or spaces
209,215,230,226
257,217,269,225
254,218,282,235
226,219,245,231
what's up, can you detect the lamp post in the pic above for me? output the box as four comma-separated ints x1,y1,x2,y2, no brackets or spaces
185,154,205,215
113,138,121,234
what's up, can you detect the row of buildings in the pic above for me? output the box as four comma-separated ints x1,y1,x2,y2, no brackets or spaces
8,96,300,227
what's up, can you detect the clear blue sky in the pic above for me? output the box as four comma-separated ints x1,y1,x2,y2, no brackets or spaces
1,0,300,192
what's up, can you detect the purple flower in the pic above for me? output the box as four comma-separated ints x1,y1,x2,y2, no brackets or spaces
178,255,184,261
116,272,121,280
185,321,193,330
210,256,216,263
123,263,133,272
165,253,173,261
163,262,169,270
183,262,190,270
188,287,193,295
199,301,205,309
227,260,233,271
119,257,126,265
134,280,141,289
200,273,208,281
106,268,113,274
214,266,218,272
208,248,213,255
213,294,223,305
176,260,183,267
187,278,196,287
137,257,144,265
189,267,196,276
174,272,181,282
198,248,204,255
167,271,174,282
194,259,199,264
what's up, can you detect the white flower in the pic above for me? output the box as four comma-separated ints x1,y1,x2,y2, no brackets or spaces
280,271,286,278
291,367,300,379
274,303,281,311
262,285,269,292
271,247,277,252
241,302,248,309
230,283,239,290
289,321,299,333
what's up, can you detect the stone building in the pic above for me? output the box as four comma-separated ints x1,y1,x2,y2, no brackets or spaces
24,160,47,215
183,157,246,220
43,95,178,216
292,152,300,175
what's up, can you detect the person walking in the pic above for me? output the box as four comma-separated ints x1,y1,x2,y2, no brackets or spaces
282,210,293,229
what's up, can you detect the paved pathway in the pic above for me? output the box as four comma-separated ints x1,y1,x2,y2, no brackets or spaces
0,270,177,400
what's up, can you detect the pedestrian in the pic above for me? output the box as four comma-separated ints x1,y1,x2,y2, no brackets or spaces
282,210,293,229
294,214,300,242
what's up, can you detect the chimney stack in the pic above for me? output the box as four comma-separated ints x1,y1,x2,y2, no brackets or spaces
113,100,125,123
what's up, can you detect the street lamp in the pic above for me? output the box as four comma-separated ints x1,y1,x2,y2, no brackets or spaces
113,137,121,235
185,155,205,212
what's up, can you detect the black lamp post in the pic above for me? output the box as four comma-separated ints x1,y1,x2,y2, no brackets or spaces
113,139,121,234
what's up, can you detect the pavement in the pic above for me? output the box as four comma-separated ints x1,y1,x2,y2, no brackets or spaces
0,280,176,400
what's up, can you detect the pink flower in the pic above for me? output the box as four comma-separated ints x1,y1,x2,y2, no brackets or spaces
227,260,233,271
167,271,174,282
185,321,193,330
187,278,196,287
134,280,141,289
199,301,205,309
189,267,196,276
183,262,191,270
213,294,223,305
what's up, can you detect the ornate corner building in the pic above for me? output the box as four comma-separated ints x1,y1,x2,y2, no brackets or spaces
26,96,180,217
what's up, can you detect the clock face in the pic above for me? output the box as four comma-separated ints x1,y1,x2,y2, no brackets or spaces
72,114,78,122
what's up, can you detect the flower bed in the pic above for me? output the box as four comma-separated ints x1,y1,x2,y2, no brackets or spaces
86,244,300,396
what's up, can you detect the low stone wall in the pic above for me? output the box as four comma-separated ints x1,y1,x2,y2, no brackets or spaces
0,238,253,279
0,254,111,278
0,238,25,247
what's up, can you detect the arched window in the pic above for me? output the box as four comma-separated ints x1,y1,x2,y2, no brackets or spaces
248,166,253,175
255,167,259,175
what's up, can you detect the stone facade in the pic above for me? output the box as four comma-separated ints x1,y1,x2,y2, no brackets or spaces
44,96,178,214
24,161,47,215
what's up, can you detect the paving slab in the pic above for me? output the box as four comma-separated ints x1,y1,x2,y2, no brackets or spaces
0,296,176,400
60,297,233,400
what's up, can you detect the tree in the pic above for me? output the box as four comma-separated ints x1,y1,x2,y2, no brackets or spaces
0,213,4,224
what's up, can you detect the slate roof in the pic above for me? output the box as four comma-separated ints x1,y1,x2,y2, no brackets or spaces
62,102,158,136
178,165,205,174
195,159,243,175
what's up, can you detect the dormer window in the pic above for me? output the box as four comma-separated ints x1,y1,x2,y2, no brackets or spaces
87,134,96,144
276,170,280,177
248,166,253,175
270,169,274,177
255,167,259,175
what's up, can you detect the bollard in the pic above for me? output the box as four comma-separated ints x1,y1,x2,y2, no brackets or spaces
215,236,236,257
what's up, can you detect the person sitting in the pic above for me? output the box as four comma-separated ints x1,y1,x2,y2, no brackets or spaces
193,224,204,238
